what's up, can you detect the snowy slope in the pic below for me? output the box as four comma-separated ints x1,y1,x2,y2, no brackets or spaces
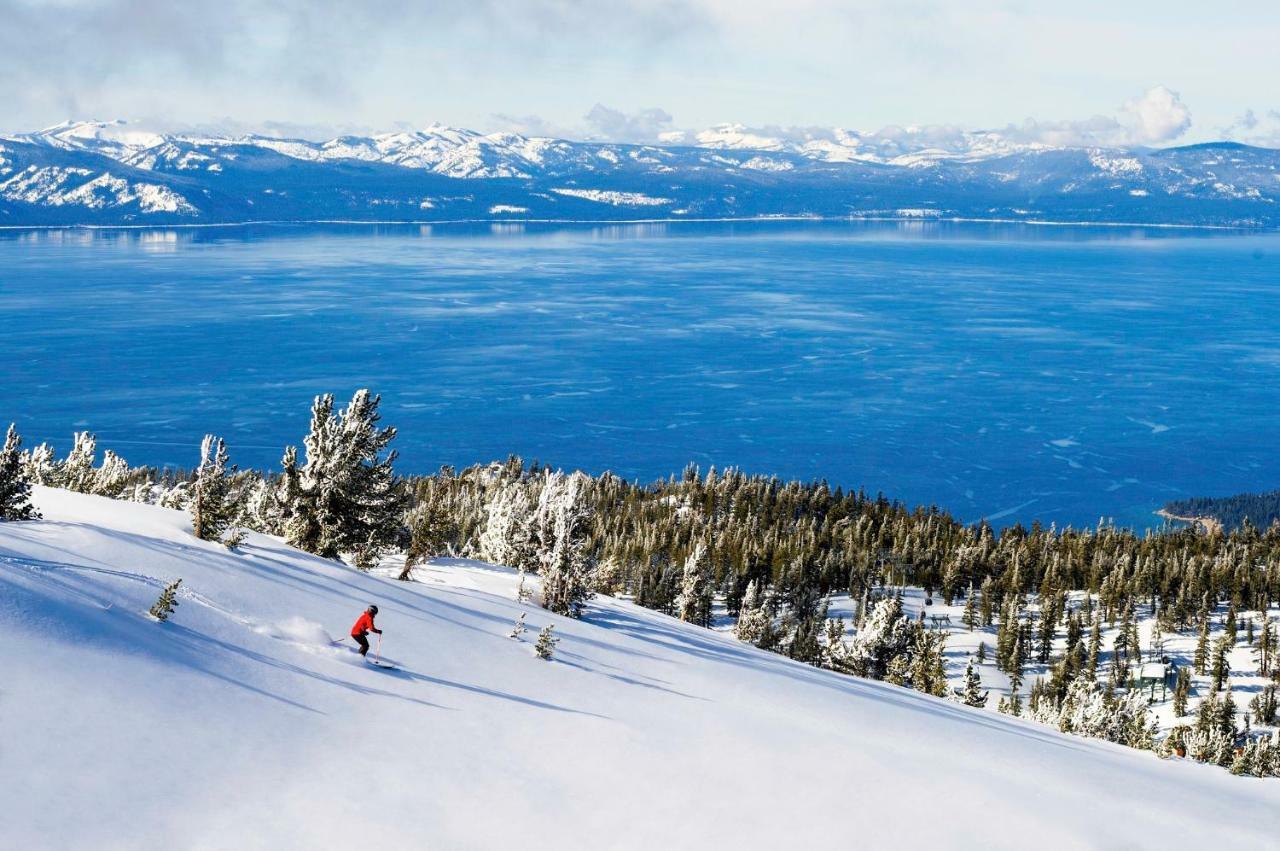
3,488,1279,850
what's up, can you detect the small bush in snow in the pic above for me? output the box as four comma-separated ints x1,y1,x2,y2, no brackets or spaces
534,623,558,660
149,579,182,622
509,612,527,641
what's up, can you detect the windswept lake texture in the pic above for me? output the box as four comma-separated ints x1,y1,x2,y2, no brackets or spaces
2,220,1277,530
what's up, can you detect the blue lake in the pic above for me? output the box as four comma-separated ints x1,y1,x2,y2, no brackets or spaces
2,221,1278,530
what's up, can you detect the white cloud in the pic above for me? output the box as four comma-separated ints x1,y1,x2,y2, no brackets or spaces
583,105,675,143
1117,86,1192,145
1220,108,1280,148
987,87,1191,148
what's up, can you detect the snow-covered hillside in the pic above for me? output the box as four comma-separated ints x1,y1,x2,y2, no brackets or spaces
3,488,1279,849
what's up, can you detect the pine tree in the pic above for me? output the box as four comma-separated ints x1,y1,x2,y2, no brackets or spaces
677,542,714,627
908,630,949,697
1194,618,1210,674
1250,685,1277,725
1148,619,1164,663
478,480,535,570
191,434,234,541
1211,635,1231,692
1009,627,1027,687
1172,665,1192,718
515,572,533,604
533,471,595,618
786,613,825,666
961,590,979,630
847,596,914,680
400,497,457,579
998,690,1024,717
953,657,988,707
91,449,130,498
149,579,182,621
885,653,911,687
1256,618,1276,678
976,641,987,664
822,617,851,671
509,611,527,641
534,623,559,660
734,580,771,646
1086,614,1102,678
0,424,40,521
267,445,302,537
62,431,97,493
20,441,56,486
285,391,405,570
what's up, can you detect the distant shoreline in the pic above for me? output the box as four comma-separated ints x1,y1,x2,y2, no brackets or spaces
1155,508,1224,535
0,215,1271,233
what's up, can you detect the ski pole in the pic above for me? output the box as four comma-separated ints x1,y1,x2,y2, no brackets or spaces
375,632,382,664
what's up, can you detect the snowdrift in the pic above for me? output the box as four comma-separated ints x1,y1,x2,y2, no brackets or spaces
2,487,1278,849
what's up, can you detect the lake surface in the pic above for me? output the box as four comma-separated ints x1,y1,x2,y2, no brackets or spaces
2,221,1278,530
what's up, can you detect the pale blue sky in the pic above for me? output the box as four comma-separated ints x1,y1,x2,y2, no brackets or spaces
3,0,1278,145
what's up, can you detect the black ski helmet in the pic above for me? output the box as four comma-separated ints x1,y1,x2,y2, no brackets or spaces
368,605,379,615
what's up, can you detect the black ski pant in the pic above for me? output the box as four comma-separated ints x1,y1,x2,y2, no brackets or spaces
353,632,370,656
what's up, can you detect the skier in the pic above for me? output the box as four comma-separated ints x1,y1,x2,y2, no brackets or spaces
350,605,383,656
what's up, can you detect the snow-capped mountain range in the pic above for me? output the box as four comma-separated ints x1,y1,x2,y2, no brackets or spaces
1,119,1277,226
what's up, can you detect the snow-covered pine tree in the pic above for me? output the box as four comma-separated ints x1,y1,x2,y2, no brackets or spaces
593,555,625,597
534,623,558,660
1193,617,1210,674
91,449,130,498
956,657,989,707
0,424,40,521
509,611,527,641
734,579,772,645
822,616,852,671
846,595,914,680
478,480,536,570
149,578,182,621
191,434,234,541
884,653,911,687
285,391,406,570
677,541,714,627
908,629,949,697
238,478,276,534
20,441,56,486
61,431,98,493
267,445,302,537
533,471,595,617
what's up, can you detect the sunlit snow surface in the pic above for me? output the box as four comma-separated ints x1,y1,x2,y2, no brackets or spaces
3,220,1279,529
3,488,1279,848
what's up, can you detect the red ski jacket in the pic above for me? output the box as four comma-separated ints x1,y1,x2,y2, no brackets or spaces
351,612,381,637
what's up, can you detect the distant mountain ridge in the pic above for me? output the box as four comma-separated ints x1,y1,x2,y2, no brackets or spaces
1,119,1278,226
